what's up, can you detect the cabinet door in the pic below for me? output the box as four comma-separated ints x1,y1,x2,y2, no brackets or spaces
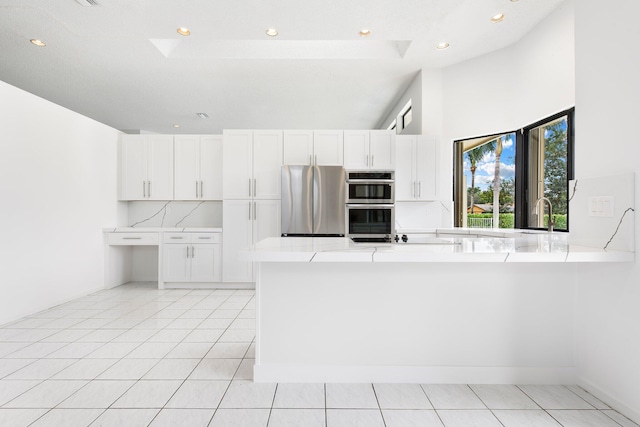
415,136,437,200
313,130,343,166
223,130,253,199
343,131,370,169
174,135,200,200
162,244,190,282
395,135,416,201
119,135,146,200
253,130,283,199
146,135,174,200
283,130,314,165
222,200,254,282
199,135,223,200
369,130,396,170
253,200,281,244
190,244,221,282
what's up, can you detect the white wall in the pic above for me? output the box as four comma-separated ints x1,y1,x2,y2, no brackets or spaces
574,0,640,422
0,80,123,325
377,70,422,134
441,0,575,201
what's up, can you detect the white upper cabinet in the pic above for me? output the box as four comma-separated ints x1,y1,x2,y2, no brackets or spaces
223,130,254,199
395,135,437,201
120,135,173,200
283,130,344,166
343,130,395,170
174,135,222,200
283,130,314,165
313,130,343,165
253,130,283,199
223,130,283,200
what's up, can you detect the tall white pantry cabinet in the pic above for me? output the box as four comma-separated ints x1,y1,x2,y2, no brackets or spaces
222,130,282,283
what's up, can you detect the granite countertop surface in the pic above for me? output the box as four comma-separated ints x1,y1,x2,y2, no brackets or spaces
240,229,634,263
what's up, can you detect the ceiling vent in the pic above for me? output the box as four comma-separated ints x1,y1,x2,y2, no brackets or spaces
75,0,100,6
196,113,210,119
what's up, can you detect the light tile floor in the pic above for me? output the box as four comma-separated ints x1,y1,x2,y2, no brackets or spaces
0,282,638,427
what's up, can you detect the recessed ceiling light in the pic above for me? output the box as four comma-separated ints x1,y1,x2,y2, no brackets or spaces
173,124,180,128
491,13,505,23
359,29,371,37
510,0,519,2
30,39,46,47
265,28,278,37
196,113,209,119
177,27,191,36
436,42,450,50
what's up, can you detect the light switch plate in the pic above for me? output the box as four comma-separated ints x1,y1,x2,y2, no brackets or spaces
588,196,615,217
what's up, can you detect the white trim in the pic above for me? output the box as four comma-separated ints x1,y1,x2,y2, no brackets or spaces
163,282,255,290
578,377,640,424
254,364,577,384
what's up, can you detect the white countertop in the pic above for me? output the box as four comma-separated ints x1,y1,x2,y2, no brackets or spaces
103,227,222,233
240,229,634,263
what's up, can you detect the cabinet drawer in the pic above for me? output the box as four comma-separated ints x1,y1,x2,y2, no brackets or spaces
108,232,159,246
163,233,192,243
191,233,221,244
163,232,221,244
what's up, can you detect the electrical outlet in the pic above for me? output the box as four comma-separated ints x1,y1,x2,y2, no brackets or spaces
588,196,614,217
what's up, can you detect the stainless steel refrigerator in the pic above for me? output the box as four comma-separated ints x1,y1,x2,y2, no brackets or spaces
281,165,346,236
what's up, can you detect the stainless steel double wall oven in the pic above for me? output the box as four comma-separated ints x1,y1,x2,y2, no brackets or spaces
346,171,395,242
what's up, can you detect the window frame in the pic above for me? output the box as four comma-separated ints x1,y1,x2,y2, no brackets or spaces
453,107,575,231
514,108,575,231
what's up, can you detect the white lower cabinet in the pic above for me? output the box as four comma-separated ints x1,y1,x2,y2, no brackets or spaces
162,233,221,283
223,199,280,283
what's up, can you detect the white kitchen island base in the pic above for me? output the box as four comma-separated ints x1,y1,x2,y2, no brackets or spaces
254,261,578,384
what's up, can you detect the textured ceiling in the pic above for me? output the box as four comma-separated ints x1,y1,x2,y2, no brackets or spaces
0,0,565,134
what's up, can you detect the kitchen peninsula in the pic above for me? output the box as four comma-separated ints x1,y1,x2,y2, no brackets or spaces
241,231,633,384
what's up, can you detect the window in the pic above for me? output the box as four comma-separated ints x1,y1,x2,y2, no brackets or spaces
402,106,412,128
453,108,574,231
387,119,397,131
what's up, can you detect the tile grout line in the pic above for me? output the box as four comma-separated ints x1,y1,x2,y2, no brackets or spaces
370,383,387,427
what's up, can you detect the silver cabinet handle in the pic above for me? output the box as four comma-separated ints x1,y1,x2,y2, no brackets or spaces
418,181,421,198
186,246,190,258
309,154,312,165
248,178,252,197
253,179,256,197
253,202,257,220
365,155,369,167
195,181,199,198
123,237,142,240
148,181,151,198
200,181,203,198
191,245,195,258
371,155,374,167
142,181,146,198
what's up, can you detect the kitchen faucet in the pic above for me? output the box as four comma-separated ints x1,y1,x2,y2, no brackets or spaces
534,197,555,232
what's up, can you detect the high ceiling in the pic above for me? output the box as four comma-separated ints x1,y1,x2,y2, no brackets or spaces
0,0,565,134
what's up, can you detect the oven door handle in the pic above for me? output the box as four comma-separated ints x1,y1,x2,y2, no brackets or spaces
346,179,395,184
346,204,395,208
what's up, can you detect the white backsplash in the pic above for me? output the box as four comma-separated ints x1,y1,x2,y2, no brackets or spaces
395,201,447,231
569,173,635,252
127,201,222,228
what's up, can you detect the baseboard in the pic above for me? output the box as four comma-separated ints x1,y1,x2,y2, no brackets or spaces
164,282,255,290
254,364,577,384
578,377,640,424
0,284,105,327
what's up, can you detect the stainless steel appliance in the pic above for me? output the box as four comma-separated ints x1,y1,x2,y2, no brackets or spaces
281,165,346,237
345,171,395,242
346,171,394,203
